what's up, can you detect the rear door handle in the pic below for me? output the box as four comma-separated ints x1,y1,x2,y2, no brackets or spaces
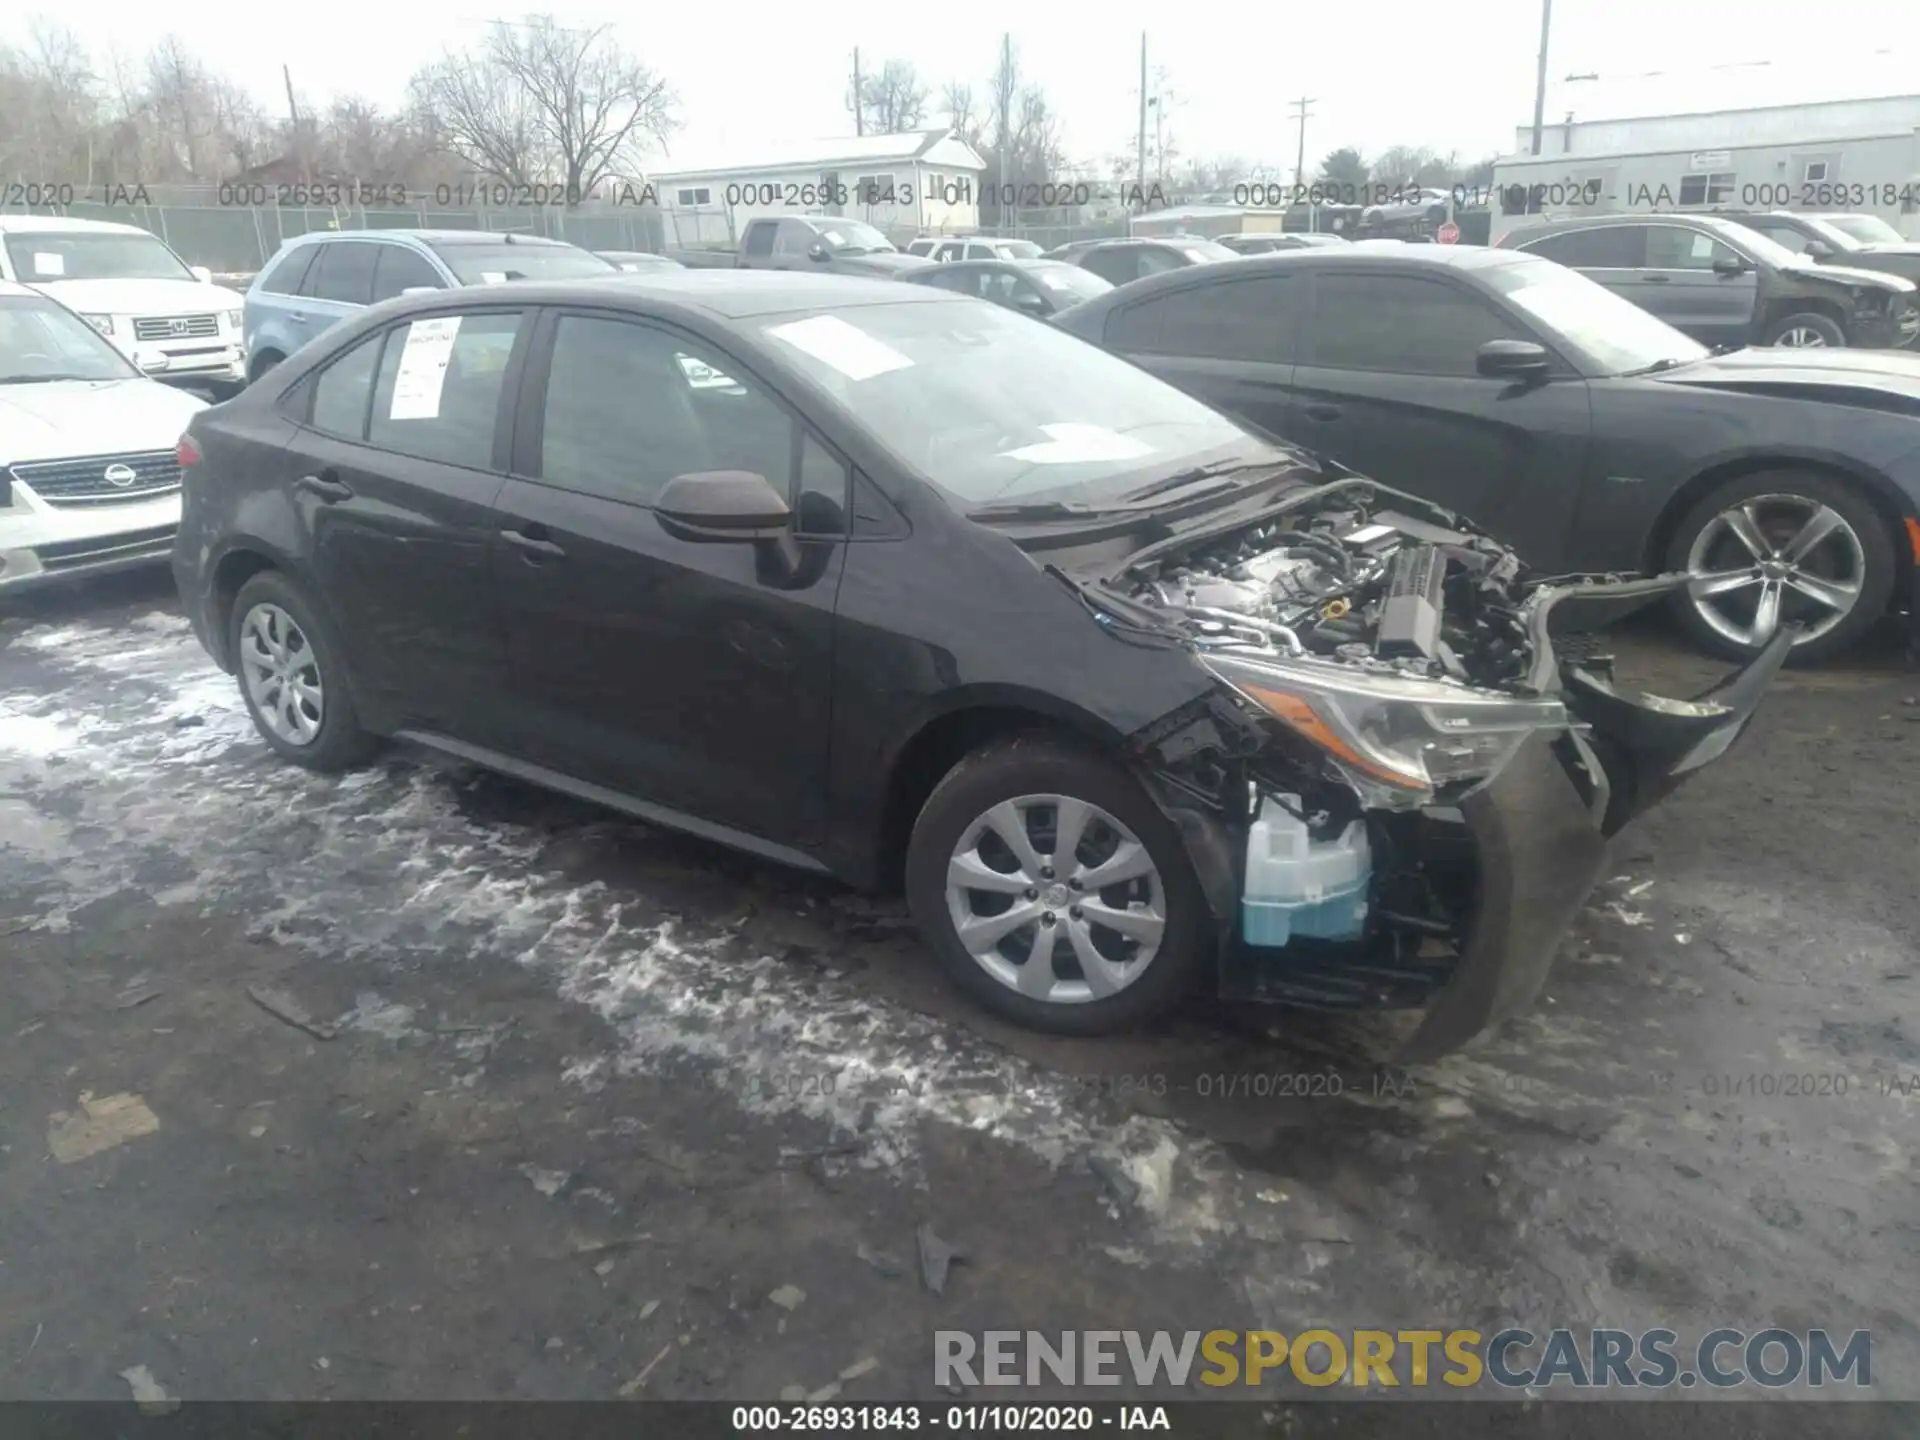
500,527,566,559
295,472,353,502
1302,403,1343,422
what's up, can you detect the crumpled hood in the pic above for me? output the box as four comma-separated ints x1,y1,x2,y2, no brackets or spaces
23,277,245,316
1780,260,1915,294
0,379,206,466
1651,344,1920,400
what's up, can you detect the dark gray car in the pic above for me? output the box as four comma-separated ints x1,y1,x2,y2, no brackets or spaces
1059,237,1241,286
899,258,1112,316
1498,213,1917,350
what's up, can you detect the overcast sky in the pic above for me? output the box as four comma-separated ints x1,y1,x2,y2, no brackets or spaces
9,0,1918,176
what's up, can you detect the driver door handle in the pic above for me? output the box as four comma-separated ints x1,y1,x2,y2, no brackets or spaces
295,472,353,502
501,527,566,559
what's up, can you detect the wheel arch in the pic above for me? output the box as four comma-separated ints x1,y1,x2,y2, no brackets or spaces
202,538,335,671
868,692,1132,894
1642,453,1915,599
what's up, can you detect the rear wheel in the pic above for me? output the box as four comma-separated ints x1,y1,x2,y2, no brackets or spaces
229,572,379,771
1665,470,1893,664
905,738,1213,1035
1761,311,1846,348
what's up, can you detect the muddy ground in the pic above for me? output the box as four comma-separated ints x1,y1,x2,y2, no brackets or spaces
1,570,1916,1425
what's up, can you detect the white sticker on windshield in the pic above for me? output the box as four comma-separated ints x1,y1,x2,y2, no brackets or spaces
765,314,914,382
479,271,509,284
388,316,462,420
32,252,66,276
997,424,1155,465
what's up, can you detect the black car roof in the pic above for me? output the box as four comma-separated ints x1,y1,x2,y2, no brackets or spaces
363,270,958,321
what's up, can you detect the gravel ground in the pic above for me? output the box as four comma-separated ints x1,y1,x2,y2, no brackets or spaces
1,569,1916,1421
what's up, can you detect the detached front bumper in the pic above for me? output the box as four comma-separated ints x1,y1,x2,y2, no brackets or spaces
1397,580,1794,1062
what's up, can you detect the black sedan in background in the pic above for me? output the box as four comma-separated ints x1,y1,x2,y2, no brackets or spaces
168,272,1782,1061
899,257,1112,315
1048,236,1241,286
1053,247,1920,662
1219,233,1349,254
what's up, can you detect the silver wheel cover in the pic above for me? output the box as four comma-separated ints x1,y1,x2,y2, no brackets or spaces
1772,326,1829,348
945,793,1166,1005
1684,493,1866,648
239,602,325,745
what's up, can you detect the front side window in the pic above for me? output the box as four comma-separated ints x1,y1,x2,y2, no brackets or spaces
2,230,194,283
743,223,779,259
1517,226,1641,268
758,298,1260,510
1484,257,1706,375
1108,275,1297,364
1310,273,1522,377
366,311,524,469
1644,226,1744,271
0,295,140,383
308,332,385,438
774,224,815,258
538,314,799,510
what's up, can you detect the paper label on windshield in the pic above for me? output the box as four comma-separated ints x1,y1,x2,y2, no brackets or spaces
388,317,461,420
479,271,508,284
765,315,913,381
32,252,66,276
997,424,1155,465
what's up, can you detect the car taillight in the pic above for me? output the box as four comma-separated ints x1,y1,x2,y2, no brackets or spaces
177,433,202,468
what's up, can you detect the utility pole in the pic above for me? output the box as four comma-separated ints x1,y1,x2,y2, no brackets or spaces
1136,32,1147,195
1289,97,1315,190
1530,0,1553,155
853,48,864,136
283,64,303,182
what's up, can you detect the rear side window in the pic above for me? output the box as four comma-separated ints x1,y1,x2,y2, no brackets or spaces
308,332,384,439
742,222,778,259
366,311,524,470
258,246,319,296
1108,275,1298,364
1516,227,1641,268
1310,273,1522,377
305,241,379,305
370,245,445,301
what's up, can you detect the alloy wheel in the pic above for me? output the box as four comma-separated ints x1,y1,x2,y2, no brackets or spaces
239,602,325,745
1772,326,1830,348
1684,494,1866,648
944,793,1166,1005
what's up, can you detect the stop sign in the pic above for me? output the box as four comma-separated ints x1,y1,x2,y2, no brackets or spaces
1437,219,1461,244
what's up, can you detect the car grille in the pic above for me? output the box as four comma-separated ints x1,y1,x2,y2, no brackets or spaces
34,524,177,572
7,450,183,506
133,314,219,341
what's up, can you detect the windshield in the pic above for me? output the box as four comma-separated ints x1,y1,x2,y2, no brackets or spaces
1485,257,1708,375
816,220,895,254
430,242,617,284
1820,215,1904,246
0,295,141,382
4,231,195,283
993,240,1044,259
1177,240,1240,263
1724,225,1806,268
1029,265,1113,302
759,299,1265,509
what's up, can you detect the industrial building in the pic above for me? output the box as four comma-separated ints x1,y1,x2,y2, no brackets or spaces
1490,93,1920,243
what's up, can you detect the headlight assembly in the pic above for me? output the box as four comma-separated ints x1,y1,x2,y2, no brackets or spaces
1199,650,1571,802
81,313,115,336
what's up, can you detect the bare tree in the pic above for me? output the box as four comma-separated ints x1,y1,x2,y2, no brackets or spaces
941,81,978,146
849,58,927,135
410,15,678,196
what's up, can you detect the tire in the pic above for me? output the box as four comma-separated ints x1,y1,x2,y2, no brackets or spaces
1761,311,1847,348
228,571,380,771
1664,470,1894,666
247,351,283,383
904,736,1213,1035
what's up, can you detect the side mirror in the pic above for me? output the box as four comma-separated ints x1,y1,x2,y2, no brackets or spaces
1804,240,1834,260
1013,291,1049,314
1476,339,1551,380
191,265,214,284
806,243,832,263
654,470,791,542
1710,254,1749,277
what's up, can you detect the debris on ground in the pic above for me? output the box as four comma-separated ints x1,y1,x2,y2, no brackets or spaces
567,1232,651,1256
593,1259,616,1277
768,1284,806,1311
856,1241,906,1278
119,1364,180,1416
917,1223,967,1295
1086,1153,1141,1208
779,1385,807,1402
839,1356,879,1382
48,1092,160,1164
617,1343,674,1396
113,976,164,1010
520,1165,571,1198
806,1381,843,1402
639,1300,660,1321
247,984,338,1041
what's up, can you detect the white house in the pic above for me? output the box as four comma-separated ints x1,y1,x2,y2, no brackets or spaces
651,130,987,246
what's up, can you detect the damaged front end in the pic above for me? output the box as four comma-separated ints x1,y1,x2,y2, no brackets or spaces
1060,479,1791,1063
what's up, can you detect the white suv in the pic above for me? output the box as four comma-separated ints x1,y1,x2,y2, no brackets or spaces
0,215,246,392
0,282,205,593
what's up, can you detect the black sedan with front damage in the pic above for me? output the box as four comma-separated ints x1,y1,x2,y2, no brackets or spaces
1053,246,1920,664
171,273,1785,1062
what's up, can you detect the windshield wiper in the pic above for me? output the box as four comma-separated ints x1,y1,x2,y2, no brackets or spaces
1120,459,1277,503
1620,357,1699,377
969,500,1101,521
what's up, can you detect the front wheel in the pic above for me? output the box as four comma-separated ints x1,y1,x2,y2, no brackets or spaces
905,737,1213,1035
1665,470,1894,664
1761,311,1847,348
